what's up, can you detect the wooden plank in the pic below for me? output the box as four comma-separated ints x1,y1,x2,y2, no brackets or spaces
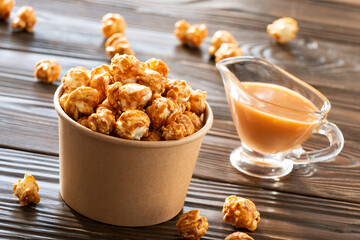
0,148,359,240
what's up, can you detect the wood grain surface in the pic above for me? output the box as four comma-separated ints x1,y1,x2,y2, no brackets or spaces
0,0,359,239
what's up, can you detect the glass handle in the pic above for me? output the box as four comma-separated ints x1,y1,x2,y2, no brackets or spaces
285,121,344,164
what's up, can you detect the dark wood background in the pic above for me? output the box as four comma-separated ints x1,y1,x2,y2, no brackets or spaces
0,0,359,239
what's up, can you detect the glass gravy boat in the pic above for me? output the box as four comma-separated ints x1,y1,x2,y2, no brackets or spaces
217,57,344,179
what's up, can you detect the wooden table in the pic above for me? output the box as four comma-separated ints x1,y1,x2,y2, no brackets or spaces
1,0,359,239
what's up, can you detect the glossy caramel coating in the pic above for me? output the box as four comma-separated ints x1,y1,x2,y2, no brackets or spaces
209,30,237,56
61,66,90,94
101,13,126,38
13,174,40,206
115,110,150,140
34,60,61,83
105,33,134,58
176,210,208,240
90,65,114,102
12,6,36,32
64,86,99,120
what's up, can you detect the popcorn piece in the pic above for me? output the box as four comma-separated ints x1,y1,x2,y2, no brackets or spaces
90,65,114,102
12,6,36,32
146,97,181,129
107,83,152,112
144,58,170,77
110,54,142,84
189,89,207,116
141,129,163,141
174,20,208,47
97,98,118,116
215,43,243,63
267,17,298,44
105,33,134,58
137,68,166,94
62,66,91,94
115,110,150,140
183,111,203,131
77,116,89,127
165,79,192,103
59,94,69,110
176,210,208,240
208,30,237,56
225,232,254,240
64,86,99,120
34,60,61,83
86,108,116,135
162,114,195,140
13,174,40,206
102,13,126,38
0,0,15,21
222,196,260,231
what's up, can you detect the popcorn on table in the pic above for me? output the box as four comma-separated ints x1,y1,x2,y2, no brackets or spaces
13,174,40,206
102,13,126,38
225,232,254,240
222,195,260,231
208,30,237,56
267,17,298,44
59,54,207,140
215,43,243,63
0,0,15,21
174,19,208,47
34,60,61,83
105,33,134,58
12,6,36,32
176,210,209,240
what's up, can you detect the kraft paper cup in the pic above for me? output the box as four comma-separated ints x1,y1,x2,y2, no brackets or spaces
53,85,213,227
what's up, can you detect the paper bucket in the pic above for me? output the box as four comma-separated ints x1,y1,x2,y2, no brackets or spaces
53,85,213,226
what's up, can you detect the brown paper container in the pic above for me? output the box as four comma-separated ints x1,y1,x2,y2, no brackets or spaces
53,85,213,226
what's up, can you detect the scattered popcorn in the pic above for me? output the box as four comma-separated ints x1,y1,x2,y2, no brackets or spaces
105,33,134,58
59,54,208,140
141,129,163,141
267,17,298,44
62,66,91,94
215,43,243,63
208,30,237,56
225,232,254,240
13,174,40,206
110,54,142,84
115,110,150,140
0,0,15,21
64,86,99,120
165,79,192,103
174,20,208,47
12,6,36,32
189,89,207,116
90,65,114,102
102,13,126,38
34,60,61,84
176,210,208,240
222,196,260,231
146,96,180,129
107,82,152,112
144,58,169,77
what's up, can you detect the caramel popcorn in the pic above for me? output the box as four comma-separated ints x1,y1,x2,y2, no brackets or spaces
137,68,166,94
107,83,152,112
215,43,243,63
87,108,116,135
60,54,208,141
62,66,91,94
144,58,169,77
0,0,15,21
174,20,208,47
115,110,150,140
12,6,36,32
141,129,163,141
208,30,237,56
64,86,99,120
146,97,180,129
189,89,207,116
90,65,114,102
165,79,192,103
102,13,126,38
105,33,134,58
222,196,260,231
225,232,254,240
267,17,298,44
176,210,208,240
162,113,195,140
110,54,142,84
13,174,40,206
34,60,61,83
